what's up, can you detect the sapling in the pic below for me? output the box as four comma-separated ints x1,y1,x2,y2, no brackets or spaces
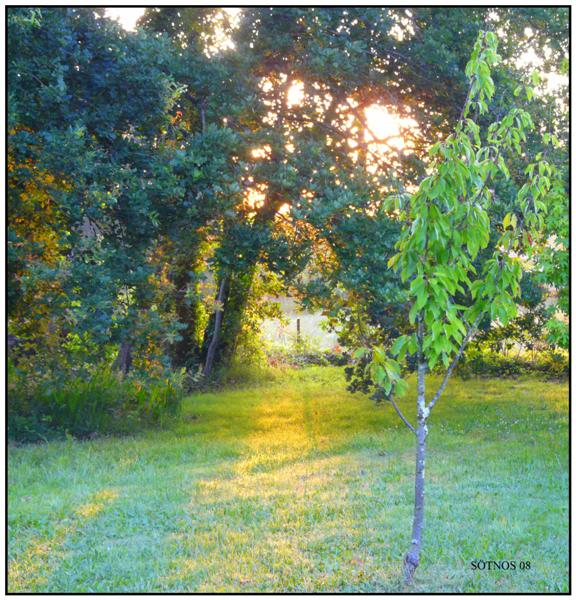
362,31,560,584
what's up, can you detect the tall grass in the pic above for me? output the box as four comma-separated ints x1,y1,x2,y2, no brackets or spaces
8,364,184,442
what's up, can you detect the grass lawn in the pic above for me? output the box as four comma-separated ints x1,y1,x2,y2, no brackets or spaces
8,367,568,593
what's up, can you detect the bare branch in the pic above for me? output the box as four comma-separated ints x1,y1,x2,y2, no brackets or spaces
389,396,416,434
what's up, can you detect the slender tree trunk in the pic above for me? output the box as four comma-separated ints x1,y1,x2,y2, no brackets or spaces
200,179,281,373
200,267,256,373
172,262,202,368
217,268,255,363
113,340,132,376
200,183,280,374
202,276,228,378
403,360,429,584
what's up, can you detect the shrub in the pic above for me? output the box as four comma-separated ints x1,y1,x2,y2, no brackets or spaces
457,348,568,380
213,363,285,389
7,361,184,443
265,335,348,368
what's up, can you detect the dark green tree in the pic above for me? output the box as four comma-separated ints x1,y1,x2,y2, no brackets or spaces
8,7,182,371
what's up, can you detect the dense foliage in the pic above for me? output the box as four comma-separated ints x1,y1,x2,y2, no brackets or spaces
7,7,568,442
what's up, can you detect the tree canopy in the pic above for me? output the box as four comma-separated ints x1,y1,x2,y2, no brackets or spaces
8,7,568,380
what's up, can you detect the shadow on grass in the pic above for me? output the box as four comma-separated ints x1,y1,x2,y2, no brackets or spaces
8,489,119,592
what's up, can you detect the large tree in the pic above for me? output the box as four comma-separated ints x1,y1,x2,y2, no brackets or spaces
8,7,182,371
8,6,567,388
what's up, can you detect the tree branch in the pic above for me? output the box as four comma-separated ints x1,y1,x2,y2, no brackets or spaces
426,312,483,413
389,395,416,434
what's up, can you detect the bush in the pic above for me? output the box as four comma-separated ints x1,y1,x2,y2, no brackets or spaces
265,335,349,369
457,348,568,380
8,362,184,443
213,363,285,389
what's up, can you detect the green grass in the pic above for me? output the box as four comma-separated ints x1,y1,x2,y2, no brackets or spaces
8,367,568,593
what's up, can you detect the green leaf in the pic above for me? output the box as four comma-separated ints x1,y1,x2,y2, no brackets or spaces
387,253,400,269
394,379,408,398
391,336,408,357
408,302,419,325
498,156,510,179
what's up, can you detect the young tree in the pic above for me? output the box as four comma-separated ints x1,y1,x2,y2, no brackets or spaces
361,31,560,584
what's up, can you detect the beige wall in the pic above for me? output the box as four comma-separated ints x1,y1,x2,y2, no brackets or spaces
260,296,339,350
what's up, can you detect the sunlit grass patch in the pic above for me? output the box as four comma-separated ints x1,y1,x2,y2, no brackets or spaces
8,367,568,592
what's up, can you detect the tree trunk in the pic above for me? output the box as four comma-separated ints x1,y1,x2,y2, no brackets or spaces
202,276,228,378
403,360,428,585
200,267,255,373
113,340,132,376
171,246,203,369
172,280,203,369
217,268,255,364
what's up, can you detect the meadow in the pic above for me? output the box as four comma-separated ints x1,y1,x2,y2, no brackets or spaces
8,367,568,593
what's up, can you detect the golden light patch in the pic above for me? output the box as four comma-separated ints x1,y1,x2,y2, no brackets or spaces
287,81,305,107
276,203,291,218
251,145,272,159
75,489,118,519
364,104,418,152
245,187,266,211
